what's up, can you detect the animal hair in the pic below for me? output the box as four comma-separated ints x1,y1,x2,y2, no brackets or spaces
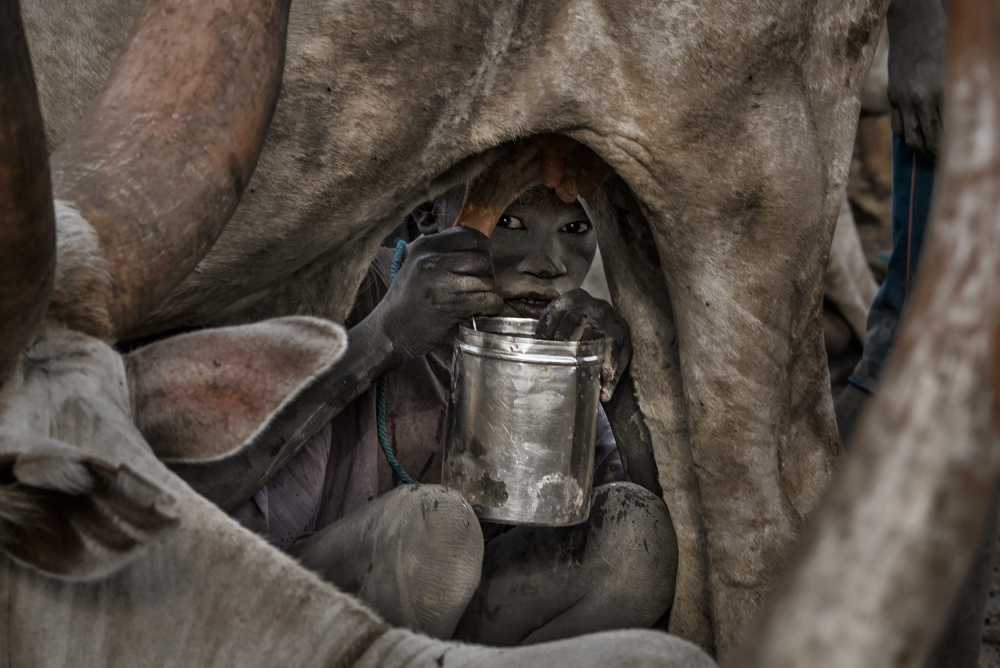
0,473,48,528
13,451,95,495
47,200,114,341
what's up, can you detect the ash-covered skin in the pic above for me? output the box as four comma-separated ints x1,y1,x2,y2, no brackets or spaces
421,185,597,320
491,191,597,321
415,185,629,399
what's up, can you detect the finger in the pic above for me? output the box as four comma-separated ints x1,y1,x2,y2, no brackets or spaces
902,105,924,157
422,225,492,253
552,311,588,342
921,100,943,162
559,290,614,327
441,251,495,277
572,301,611,325
602,338,622,382
600,342,617,403
911,102,933,162
476,292,505,316
536,295,571,339
929,115,942,162
447,290,504,317
438,274,500,298
537,309,573,340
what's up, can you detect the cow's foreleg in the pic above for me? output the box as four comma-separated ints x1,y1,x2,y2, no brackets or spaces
0,0,55,388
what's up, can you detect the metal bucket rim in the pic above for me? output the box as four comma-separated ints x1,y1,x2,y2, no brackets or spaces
455,341,603,366
459,317,607,358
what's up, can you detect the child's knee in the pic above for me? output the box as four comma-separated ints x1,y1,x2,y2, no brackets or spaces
588,482,678,617
391,484,483,556
388,485,484,633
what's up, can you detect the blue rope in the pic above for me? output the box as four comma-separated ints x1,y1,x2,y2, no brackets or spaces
376,238,416,484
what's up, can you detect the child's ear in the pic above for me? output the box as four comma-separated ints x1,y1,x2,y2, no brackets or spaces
0,435,179,581
124,317,347,508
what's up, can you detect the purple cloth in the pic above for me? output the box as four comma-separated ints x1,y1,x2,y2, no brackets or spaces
233,248,624,547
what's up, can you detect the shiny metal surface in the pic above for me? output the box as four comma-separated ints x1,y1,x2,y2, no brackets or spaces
442,317,605,526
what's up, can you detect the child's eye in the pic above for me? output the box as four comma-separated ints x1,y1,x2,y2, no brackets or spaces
498,215,526,230
561,220,591,234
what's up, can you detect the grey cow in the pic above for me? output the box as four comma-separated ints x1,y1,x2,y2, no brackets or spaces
5,0,1000,667
0,0,713,665
23,0,887,655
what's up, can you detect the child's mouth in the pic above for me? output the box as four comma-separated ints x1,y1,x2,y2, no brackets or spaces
505,296,553,319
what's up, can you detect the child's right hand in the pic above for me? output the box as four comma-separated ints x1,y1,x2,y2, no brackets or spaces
535,289,632,402
375,227,504,359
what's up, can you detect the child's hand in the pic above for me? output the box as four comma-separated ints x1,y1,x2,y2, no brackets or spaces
887,0,945,160
452,135,611,236
535,289,632,402
376,227,503,359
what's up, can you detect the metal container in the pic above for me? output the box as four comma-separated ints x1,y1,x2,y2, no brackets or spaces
442,317,605,526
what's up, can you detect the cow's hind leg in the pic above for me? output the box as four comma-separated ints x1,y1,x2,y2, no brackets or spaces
634,102,842,652
582,178,715,651
662,228,839,651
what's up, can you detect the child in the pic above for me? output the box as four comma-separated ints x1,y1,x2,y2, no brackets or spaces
232,185,677,645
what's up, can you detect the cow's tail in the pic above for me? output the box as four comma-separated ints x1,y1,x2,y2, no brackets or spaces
0,0,57,390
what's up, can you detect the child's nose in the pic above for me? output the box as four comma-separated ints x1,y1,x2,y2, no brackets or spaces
516,252,567,278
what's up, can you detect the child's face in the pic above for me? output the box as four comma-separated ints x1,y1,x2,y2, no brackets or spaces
490,189,597,319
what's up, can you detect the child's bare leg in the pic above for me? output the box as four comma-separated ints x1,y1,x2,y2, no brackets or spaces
453,482,677,646
287,484,484,639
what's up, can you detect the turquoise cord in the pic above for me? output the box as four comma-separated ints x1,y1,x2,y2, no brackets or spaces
376,239,417,484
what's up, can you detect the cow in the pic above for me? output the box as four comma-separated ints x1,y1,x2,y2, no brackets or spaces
21,0,891,654
732,2,1000,664
0,0,714,665
6,0,1000,666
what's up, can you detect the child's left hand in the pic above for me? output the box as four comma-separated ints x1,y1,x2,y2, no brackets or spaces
535,289,631,402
